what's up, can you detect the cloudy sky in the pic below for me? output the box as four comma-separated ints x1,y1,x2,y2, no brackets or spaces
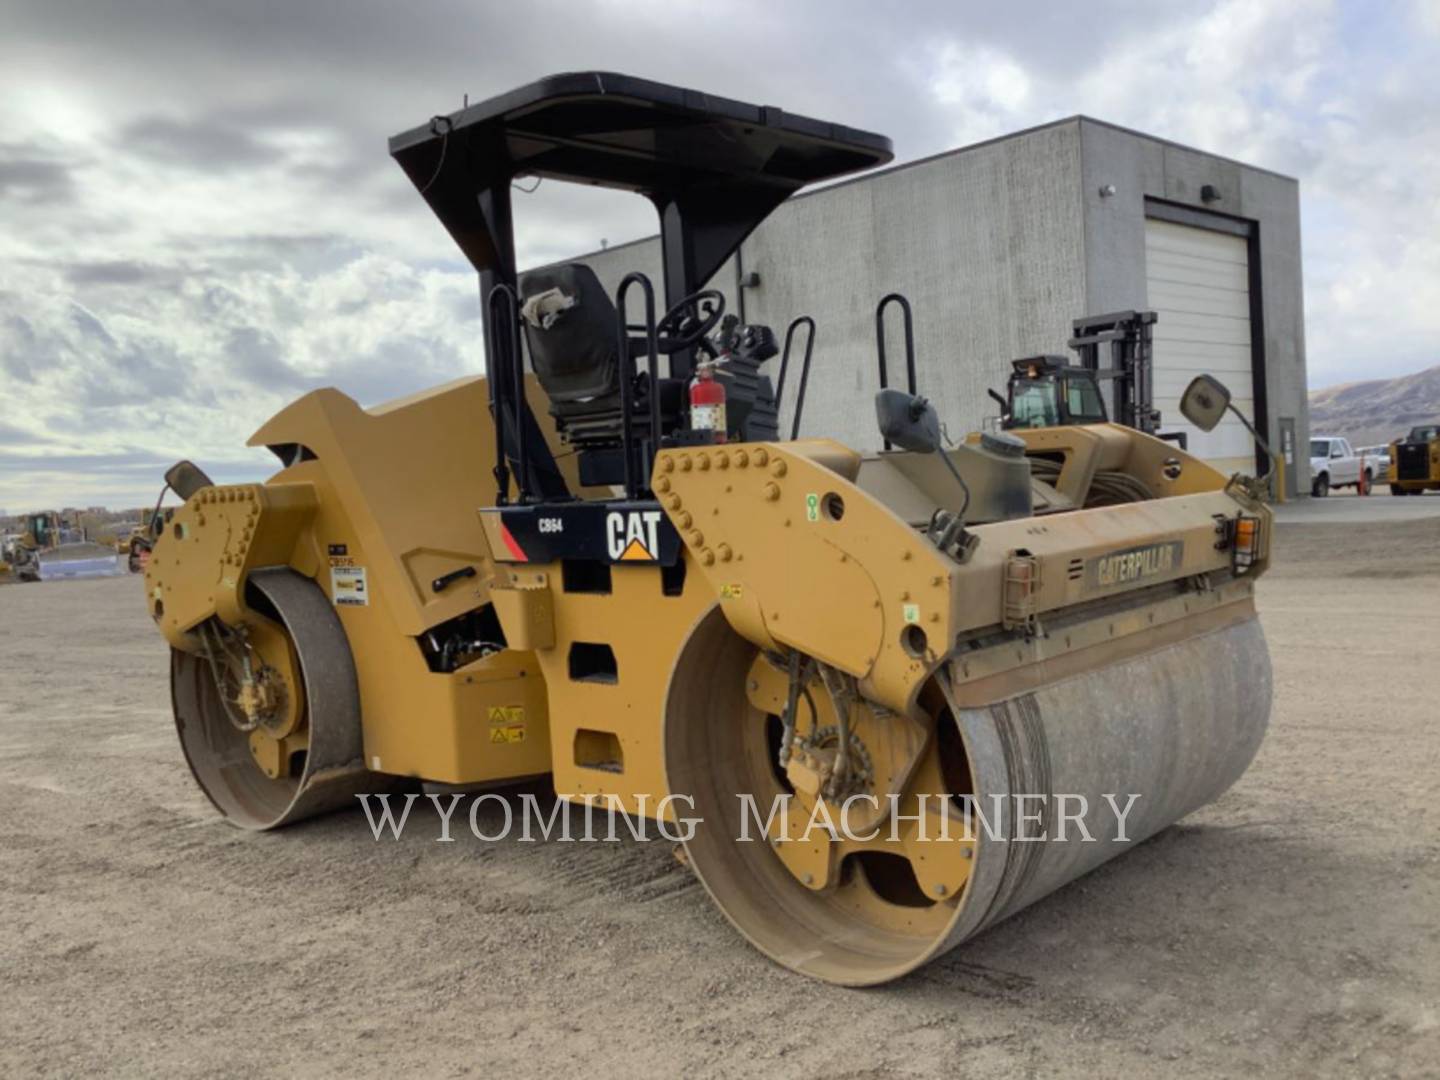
2,0,1438,512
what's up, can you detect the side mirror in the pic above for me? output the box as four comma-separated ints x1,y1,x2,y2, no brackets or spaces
875,389,941,454
165,460,214,500
1179,374,1231,433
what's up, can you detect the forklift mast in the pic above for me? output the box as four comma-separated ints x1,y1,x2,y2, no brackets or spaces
1068,310,1160,434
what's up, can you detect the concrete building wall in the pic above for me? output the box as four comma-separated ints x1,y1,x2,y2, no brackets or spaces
555,116,1306,477
742,122,1085,448
567,122,1086,451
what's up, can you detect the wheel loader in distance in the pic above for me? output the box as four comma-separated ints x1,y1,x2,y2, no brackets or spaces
143,73,1274,986
1387,424,1440,495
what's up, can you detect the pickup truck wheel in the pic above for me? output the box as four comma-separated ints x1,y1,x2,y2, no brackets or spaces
1313,473,1330,498
1391,484,1404,496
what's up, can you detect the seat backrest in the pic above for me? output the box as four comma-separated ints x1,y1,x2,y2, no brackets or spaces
518,263,618,403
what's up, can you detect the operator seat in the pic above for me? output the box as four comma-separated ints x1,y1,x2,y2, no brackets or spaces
518,263,683,455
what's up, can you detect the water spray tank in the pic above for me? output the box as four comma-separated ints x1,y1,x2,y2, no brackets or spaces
955,429,1032,522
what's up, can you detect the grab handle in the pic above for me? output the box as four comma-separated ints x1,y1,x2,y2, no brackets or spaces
875,293,917,449
776,316,816,440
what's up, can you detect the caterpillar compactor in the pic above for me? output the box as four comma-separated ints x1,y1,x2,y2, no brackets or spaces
1388,424,1440,495
144,73,1273,985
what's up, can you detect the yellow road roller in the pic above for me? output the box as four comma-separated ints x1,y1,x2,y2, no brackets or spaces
144,73,1273,985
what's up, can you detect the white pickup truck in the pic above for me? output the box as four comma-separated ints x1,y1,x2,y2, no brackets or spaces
1309,435,1375,496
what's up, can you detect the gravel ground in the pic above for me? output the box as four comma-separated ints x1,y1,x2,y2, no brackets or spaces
1,515,1436,1078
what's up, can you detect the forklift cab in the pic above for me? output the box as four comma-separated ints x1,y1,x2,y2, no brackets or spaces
1001,355,1108,430
389,73,892,511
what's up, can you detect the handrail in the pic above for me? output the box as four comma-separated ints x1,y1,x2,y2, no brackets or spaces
484,282,521,505
776,316,816,440
875,292,916,394
614,272,662,500
875,292,917,449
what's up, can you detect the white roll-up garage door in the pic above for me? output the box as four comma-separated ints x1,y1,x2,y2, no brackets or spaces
1144,218,1256,475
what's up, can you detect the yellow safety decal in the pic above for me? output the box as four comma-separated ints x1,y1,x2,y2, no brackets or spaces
488,705,525,725
720,583,743,600
487,706,526,745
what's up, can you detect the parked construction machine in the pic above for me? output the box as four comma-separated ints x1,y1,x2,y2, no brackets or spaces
8,510,73,582
1388,424,1440,495
987,310,1179,440
142,73,1273,985
117,511,159,572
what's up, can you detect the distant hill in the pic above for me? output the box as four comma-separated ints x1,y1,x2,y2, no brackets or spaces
1308,364,1440,448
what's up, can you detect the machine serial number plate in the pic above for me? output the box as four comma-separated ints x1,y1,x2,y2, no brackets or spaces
1086,541,1184,590
331,564,369,606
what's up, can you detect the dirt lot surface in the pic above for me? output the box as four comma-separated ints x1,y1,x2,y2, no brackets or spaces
1,516,1437,1078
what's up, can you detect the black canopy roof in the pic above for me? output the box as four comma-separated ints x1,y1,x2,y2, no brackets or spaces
389,72,893,304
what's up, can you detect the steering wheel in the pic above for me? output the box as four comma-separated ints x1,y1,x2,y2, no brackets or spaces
653,289,726,354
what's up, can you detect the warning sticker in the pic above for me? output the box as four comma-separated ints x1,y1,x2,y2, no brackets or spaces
805,493,820,522
331,564,369,606
719,583,743,600
902,603,920,624
488,709,527,745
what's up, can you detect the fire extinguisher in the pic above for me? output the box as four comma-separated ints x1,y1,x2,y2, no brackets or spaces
689,359,727,443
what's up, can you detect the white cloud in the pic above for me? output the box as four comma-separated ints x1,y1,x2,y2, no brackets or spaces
1416,0,1440,34
1,0,1437,510
929,41,1032,135
0,250,484,509
919,0,1440,388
